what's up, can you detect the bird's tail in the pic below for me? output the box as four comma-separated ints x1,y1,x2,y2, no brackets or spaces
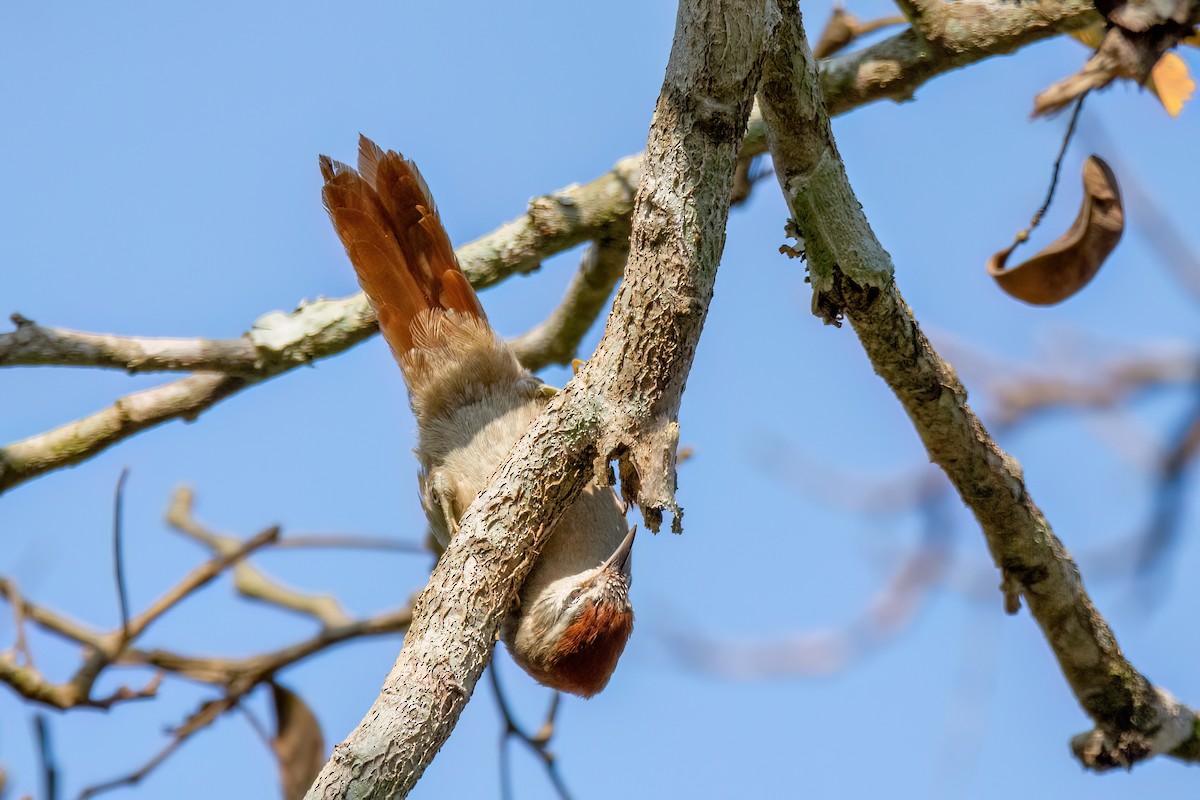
320,136,527,420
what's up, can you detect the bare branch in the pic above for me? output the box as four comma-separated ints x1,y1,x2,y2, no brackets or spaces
0,578,106,649
670,494,953,677
124,603,414,688
509,230,630,371
489,666,573,800
3,578,34,667
759,0,1199,769
0,505,275,709
167,487,353,627
822,0,1097,114
112,468,132,643
77,696,236,800
1,313,263,373
988,348,1200,424
67,525,278,704
33,714,57,800
1,491,415,697
0,373,248,496
270,535,425,553
812,5,906,60
0,650,161,711
122,525,280,644
0,0,1100,498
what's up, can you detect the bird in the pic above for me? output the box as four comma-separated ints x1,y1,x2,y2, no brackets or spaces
319,136,635,697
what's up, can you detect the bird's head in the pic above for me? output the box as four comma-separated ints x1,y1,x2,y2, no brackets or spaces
506,527,636,698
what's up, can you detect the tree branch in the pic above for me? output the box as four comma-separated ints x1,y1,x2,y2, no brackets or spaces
0,313,264,373
758,0,1199,770
304,1,772,796
166,486,353,628
509,228,630,371
823,0,1098,113
0,372,249,495
989,348,1200,424
0,0,1099,498
0,493,415,713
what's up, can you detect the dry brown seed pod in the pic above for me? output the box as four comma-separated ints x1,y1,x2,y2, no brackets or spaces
987,156,1124,306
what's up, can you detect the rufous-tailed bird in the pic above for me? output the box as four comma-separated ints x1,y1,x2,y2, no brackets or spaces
319,136,634,697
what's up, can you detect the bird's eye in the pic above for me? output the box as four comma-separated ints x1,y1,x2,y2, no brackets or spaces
565,588,583,607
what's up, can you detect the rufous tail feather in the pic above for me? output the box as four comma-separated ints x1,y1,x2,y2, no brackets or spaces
319,135,487,362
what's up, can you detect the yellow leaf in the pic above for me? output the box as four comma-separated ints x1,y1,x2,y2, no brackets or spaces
1147,52,1195,116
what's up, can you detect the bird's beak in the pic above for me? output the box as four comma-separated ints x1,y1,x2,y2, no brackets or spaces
601,526,636,582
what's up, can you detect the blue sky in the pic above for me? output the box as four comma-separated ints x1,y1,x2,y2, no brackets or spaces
2,1,1199,798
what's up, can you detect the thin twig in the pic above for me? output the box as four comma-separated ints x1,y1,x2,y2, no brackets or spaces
671,494,954,678
985,346,1200,425
76,697,235,800
66,521,278,703
1133,389,1200,604
0,579,106,649
812,5,906,60
122,603,415,688
4,578,34,667
270,535,426,553
0,372,248,497
123,526,280,643
1012,92,1088,248
488,664,573,800
237,700,275,751
112,468,132,643
166,487,357,627
498,734,513,800
33,714,57,800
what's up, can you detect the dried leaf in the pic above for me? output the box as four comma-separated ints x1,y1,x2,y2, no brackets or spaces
270,683,325,800
1147,51,1196,116
988,156,1124,305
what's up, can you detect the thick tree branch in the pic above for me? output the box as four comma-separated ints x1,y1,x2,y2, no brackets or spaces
759,0,1199,770
304,2,771,796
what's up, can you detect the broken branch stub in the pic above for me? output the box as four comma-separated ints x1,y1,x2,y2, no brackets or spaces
987,156,1124,306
